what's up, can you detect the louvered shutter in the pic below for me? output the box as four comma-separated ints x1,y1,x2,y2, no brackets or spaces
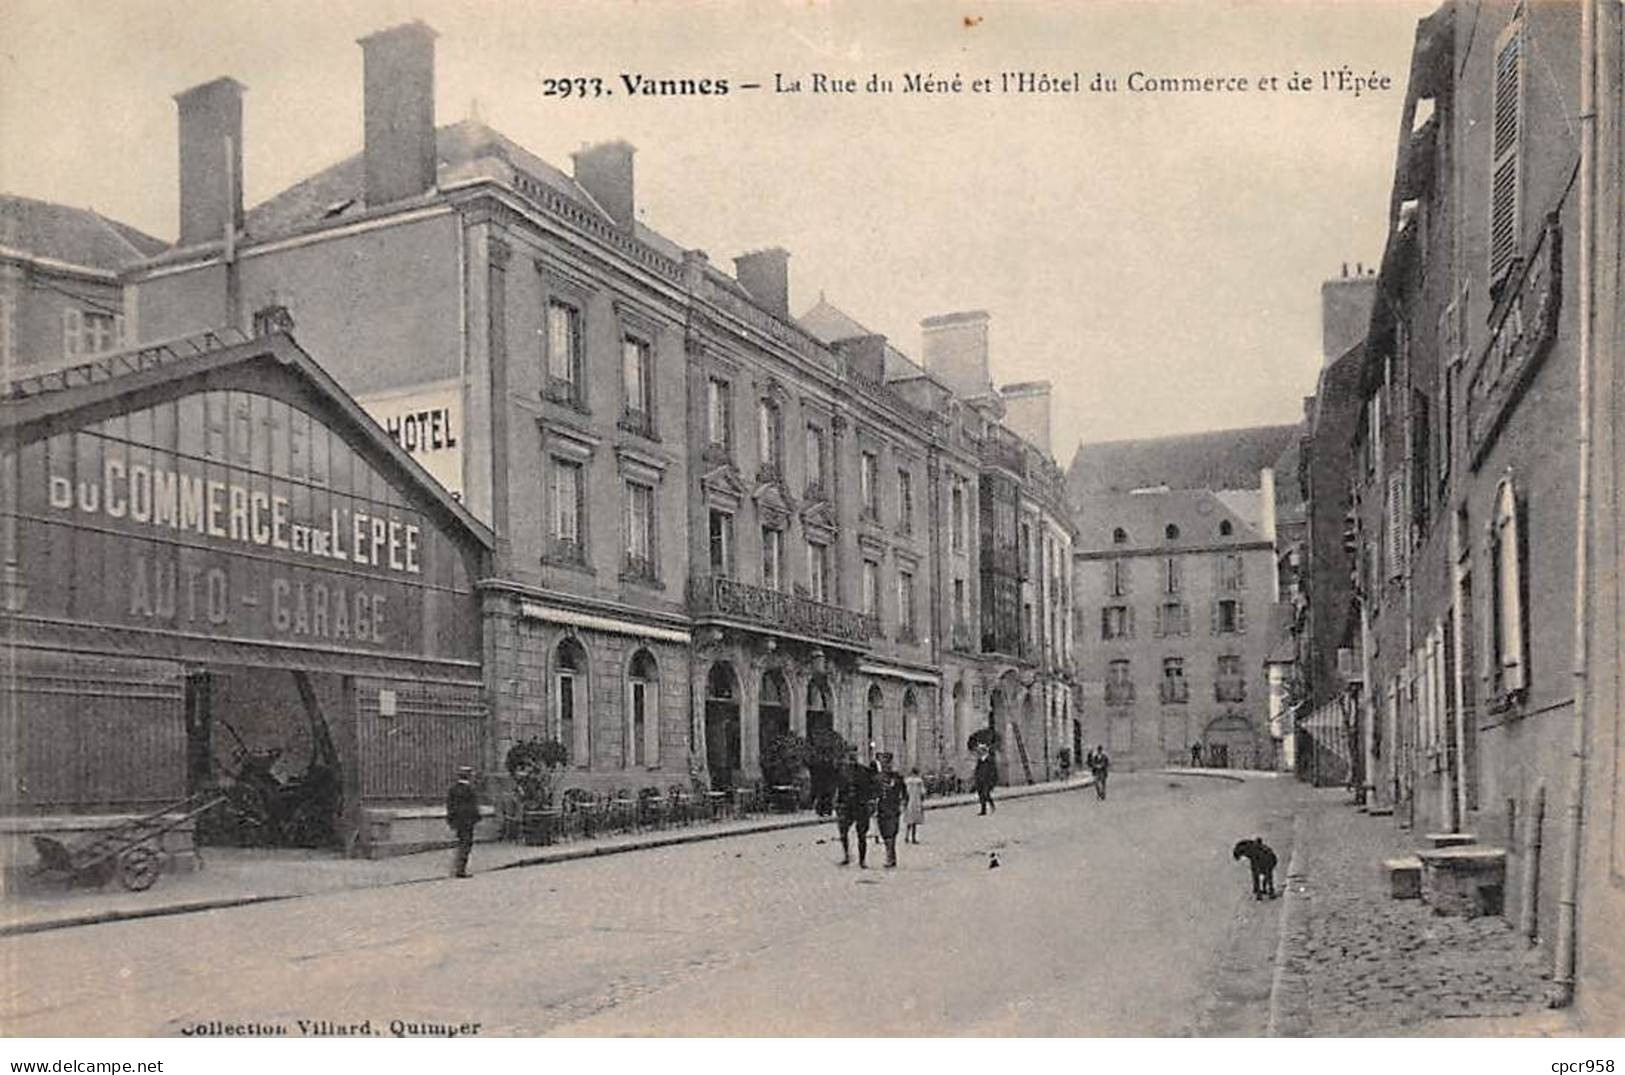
62,309,82,358
1210,601,1220,635
1126,606,1136,639
1497,480,1527,691
1153,604,1165,638
1490,17,1523,282
1236,601,1247,634
1387,471,1407,579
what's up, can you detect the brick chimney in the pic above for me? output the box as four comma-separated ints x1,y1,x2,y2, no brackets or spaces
920,310,993,399
358,21,438,208
571,141,636,231
173,77,245,248
734,248,790,318
999,381,1053,458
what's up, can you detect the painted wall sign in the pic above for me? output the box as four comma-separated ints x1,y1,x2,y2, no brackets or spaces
355,380,464,500
10,387,479,663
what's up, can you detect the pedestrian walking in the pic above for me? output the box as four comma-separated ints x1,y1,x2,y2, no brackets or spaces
445,765,481,878
973,745,999,815
875,753,907,868
1191,742,1203,768
835,748,877,868
1087,745,1110,801
903,767,927,844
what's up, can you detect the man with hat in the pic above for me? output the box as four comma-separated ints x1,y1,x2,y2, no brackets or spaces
835,746,877,868
874,752,908,868
446,765,482,878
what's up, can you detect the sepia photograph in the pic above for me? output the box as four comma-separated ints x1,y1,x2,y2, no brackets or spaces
0,0,1621,1064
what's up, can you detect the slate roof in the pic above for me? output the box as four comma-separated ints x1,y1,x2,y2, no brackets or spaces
0,195,168,271
1067,424,1302,500
1072,488,1268,553
242,118,689,263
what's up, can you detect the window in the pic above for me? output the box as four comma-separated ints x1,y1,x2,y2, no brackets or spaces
1105,559,1127,597
860,452,878,520
1386,471,1408,580
550,459,584,562
709,510,734,576
953,579,967,627
762,527,783,591
1161,658,1187,704
862,559,880,617
1102,605,1132,640
1218,554,1246,591
898,469,914,534
1156,602,1188,638
807,540,829,602
1219,520,1232,537
805,425,825,494
1490,11,1525,284
758,399,782,472
1020,522,1033,575
1106,660,1134,705
623,481,656,580
545,301,583,405
1112,527,1128,545
1165,523,1180,542
1215,599,1244,634
62,308,125,359
707,378,732,451
951,483,966,552
1217,655,1245,702
1164,556,1182,594
1411,389,1433,538
628,650,659,769
556,639,587,766
620,336,653,435
1490,477,1527,696
898,570,916,639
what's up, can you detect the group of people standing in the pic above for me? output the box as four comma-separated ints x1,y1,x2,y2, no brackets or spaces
835,749,927,868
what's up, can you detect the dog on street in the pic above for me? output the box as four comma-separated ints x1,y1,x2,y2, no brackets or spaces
1232,837,1279,900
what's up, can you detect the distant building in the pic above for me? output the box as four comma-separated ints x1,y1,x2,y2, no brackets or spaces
1069,425,1299,770
0,194,167,373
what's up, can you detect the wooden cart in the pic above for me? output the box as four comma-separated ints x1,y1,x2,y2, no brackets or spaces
30,792,227,892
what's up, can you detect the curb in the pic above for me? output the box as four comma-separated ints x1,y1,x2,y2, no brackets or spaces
1266,810,1313,1037
1152,768,1250,784
2,778,1092,938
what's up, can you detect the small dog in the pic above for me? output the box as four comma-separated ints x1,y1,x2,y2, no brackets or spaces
1232,837,1278,900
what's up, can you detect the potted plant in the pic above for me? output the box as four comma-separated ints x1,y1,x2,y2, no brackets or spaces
505,737,567,810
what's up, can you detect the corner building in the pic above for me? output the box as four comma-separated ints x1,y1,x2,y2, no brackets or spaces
124,22,1077,796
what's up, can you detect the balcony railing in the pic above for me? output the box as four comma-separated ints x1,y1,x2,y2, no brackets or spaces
978,436,1026,477
688,575,879,646
1160,681,1190,704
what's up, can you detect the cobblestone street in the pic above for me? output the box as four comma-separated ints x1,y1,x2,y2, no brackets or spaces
1271,788,1558,1036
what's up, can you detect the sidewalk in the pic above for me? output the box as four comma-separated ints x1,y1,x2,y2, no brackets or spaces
0,775,1090,938
1268,787,1559,1037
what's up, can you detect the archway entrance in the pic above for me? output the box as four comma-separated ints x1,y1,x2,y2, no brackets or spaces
1203,713,1258,770
705,663,741,790
759,670,790,784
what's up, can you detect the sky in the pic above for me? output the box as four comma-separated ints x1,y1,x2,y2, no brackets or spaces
0,0,1437,457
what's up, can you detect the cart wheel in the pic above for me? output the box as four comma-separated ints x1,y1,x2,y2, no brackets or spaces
118,846,162,891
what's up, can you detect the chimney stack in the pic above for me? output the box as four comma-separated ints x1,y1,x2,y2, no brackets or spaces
1320,271,1377,367
572,141,636,231
733,248,790,318
920,310,993,399
833,334,887,383
173,77,245,248
358,21,438,208
999,381,1053,458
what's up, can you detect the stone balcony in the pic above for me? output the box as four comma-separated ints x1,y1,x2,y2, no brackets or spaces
687,575,880,648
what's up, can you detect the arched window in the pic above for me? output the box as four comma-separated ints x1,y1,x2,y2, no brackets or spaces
1219,519,1233,537
1112,527,1128,545
902,688,916,747
627,649,659,769
866,684,884,760
556,637,588,767
1165,523,1180,541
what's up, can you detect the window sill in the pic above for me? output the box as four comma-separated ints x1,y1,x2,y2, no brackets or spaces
543,392,592,418
542,553,595,577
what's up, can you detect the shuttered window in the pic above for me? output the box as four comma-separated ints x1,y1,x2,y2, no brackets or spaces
1491,477,1527,694
1490,13,1524,283
1387,470,1408,579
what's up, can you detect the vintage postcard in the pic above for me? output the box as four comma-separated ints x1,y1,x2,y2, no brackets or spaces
1,0,1620,1065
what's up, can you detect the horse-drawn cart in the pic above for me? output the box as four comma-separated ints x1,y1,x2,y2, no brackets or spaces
30,791,227,892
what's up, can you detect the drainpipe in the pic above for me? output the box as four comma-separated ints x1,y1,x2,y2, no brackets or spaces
1521,784,1546,943
1551,0,1599,1011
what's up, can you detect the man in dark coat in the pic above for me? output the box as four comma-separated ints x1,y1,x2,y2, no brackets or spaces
446,765,482,878
1088,745,1110,800
835,748,877,867
874,753,907,868
972,745,999,815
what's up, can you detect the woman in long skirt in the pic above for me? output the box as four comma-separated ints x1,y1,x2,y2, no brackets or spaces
903,767,927,844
